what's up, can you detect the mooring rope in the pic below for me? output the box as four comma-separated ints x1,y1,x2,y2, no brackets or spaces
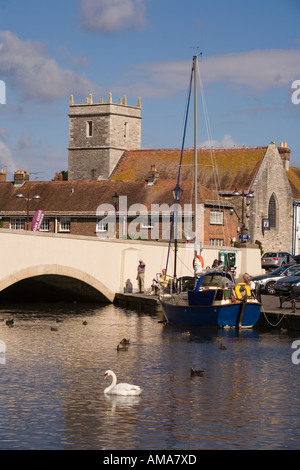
261,304,287,327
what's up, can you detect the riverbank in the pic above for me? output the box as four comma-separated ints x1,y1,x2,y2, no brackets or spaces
114,292,300,330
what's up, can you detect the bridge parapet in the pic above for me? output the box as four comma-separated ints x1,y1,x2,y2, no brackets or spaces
0,229,262,302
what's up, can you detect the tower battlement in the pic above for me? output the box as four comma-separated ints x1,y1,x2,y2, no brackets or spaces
68,93,142,181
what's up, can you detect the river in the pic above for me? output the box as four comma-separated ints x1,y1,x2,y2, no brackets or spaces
0,302,299,450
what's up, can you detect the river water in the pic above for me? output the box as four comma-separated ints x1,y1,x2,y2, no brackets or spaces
0,302,300,450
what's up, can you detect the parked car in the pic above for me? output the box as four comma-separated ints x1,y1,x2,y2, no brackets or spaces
273,271,300,296
261,251,295,271
252,264,300,295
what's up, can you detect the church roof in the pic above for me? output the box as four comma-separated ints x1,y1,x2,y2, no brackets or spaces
287,167,300,201
110,147,267,191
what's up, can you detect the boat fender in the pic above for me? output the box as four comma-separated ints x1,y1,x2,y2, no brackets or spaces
235,283,251,299
193,255,204,269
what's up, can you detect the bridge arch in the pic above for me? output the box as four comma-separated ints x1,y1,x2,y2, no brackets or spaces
0,264,114,303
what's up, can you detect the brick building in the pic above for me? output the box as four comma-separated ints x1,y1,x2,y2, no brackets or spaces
0,168,238,246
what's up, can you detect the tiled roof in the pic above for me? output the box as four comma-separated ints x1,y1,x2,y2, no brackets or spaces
287,167,300,200
110,147,267,191
0,178,228,216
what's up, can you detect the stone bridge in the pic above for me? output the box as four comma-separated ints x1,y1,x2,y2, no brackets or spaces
0,229,262,303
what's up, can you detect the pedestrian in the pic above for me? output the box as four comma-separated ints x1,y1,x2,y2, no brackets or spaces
137,259,146,293
243,272,256,296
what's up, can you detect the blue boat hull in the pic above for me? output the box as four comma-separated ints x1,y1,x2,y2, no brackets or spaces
160,300,261,327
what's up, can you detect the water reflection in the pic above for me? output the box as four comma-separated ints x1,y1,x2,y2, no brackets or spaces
0,302,299,449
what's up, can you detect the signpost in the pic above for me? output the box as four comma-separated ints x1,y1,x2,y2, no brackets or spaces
262,218,270,235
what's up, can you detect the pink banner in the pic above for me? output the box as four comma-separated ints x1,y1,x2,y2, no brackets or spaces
31,209,45,232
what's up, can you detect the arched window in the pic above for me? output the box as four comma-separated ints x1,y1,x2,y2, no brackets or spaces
268,193,277,228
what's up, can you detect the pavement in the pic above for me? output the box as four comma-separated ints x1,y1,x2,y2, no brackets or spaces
260,294,300,315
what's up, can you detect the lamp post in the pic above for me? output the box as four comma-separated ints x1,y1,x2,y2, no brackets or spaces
16,192,41,230
172,185,183,279
112,192,119,238
232,189,254,243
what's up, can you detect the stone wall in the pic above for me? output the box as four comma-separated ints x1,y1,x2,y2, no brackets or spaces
251,142,293,253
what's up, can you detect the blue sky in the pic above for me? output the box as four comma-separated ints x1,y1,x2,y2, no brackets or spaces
0,0,299,181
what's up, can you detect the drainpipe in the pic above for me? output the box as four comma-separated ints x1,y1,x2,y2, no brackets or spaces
293,202,297,255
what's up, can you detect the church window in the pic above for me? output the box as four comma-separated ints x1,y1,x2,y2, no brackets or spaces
87,121,93,137
124,121,128,138
268,193,277,228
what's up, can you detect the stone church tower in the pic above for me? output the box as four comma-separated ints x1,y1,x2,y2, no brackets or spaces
68,93,141,180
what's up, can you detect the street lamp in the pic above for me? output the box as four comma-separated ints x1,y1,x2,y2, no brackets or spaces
172,185,183,278
16,192,41,230
112,192,119,210
112,192,119,238
232,189,254,243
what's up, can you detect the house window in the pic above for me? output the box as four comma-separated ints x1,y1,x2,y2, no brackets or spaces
210,211,223,225
59,218,70,232
141,217,154,229
268,193,277,228
96,219,108,232
209,238,224,246
40,218,49,231
10,218,25,230
87,121,93,137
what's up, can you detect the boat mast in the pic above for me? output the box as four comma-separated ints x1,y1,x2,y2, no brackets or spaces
193,54,198,258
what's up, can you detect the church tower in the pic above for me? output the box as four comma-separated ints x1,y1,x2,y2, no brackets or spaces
68,93,141,180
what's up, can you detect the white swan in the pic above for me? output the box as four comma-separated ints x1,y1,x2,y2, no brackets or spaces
104,370,142,396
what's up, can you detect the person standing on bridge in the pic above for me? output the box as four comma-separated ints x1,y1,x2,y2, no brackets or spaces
137,259,146,293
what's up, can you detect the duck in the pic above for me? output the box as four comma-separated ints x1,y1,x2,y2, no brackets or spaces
82,321,88,325
104,370,142,396
6,319,14,326
190,367,204,377
120,338,130,345
219,343,227,350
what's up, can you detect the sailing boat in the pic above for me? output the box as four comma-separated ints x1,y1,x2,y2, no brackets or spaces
159,55,261,328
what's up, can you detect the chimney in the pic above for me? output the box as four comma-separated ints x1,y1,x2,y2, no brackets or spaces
146,164,159,185
278,142,290,171
0,169,6,183
14,170,29,186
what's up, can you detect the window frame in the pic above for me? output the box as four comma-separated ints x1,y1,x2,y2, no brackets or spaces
59,218,70,232
210,210,224,225
10,218,26,230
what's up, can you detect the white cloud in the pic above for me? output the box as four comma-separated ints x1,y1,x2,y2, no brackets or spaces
80,0,147,33
199,134,240,148
202,48,300,91
17,132,39,150
0,140,17,173
0,31,101,102
123,48,300,98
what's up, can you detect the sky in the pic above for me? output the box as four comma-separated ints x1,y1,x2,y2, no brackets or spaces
0,0,299,182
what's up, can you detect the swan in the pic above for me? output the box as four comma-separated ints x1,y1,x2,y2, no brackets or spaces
104,370,142,396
